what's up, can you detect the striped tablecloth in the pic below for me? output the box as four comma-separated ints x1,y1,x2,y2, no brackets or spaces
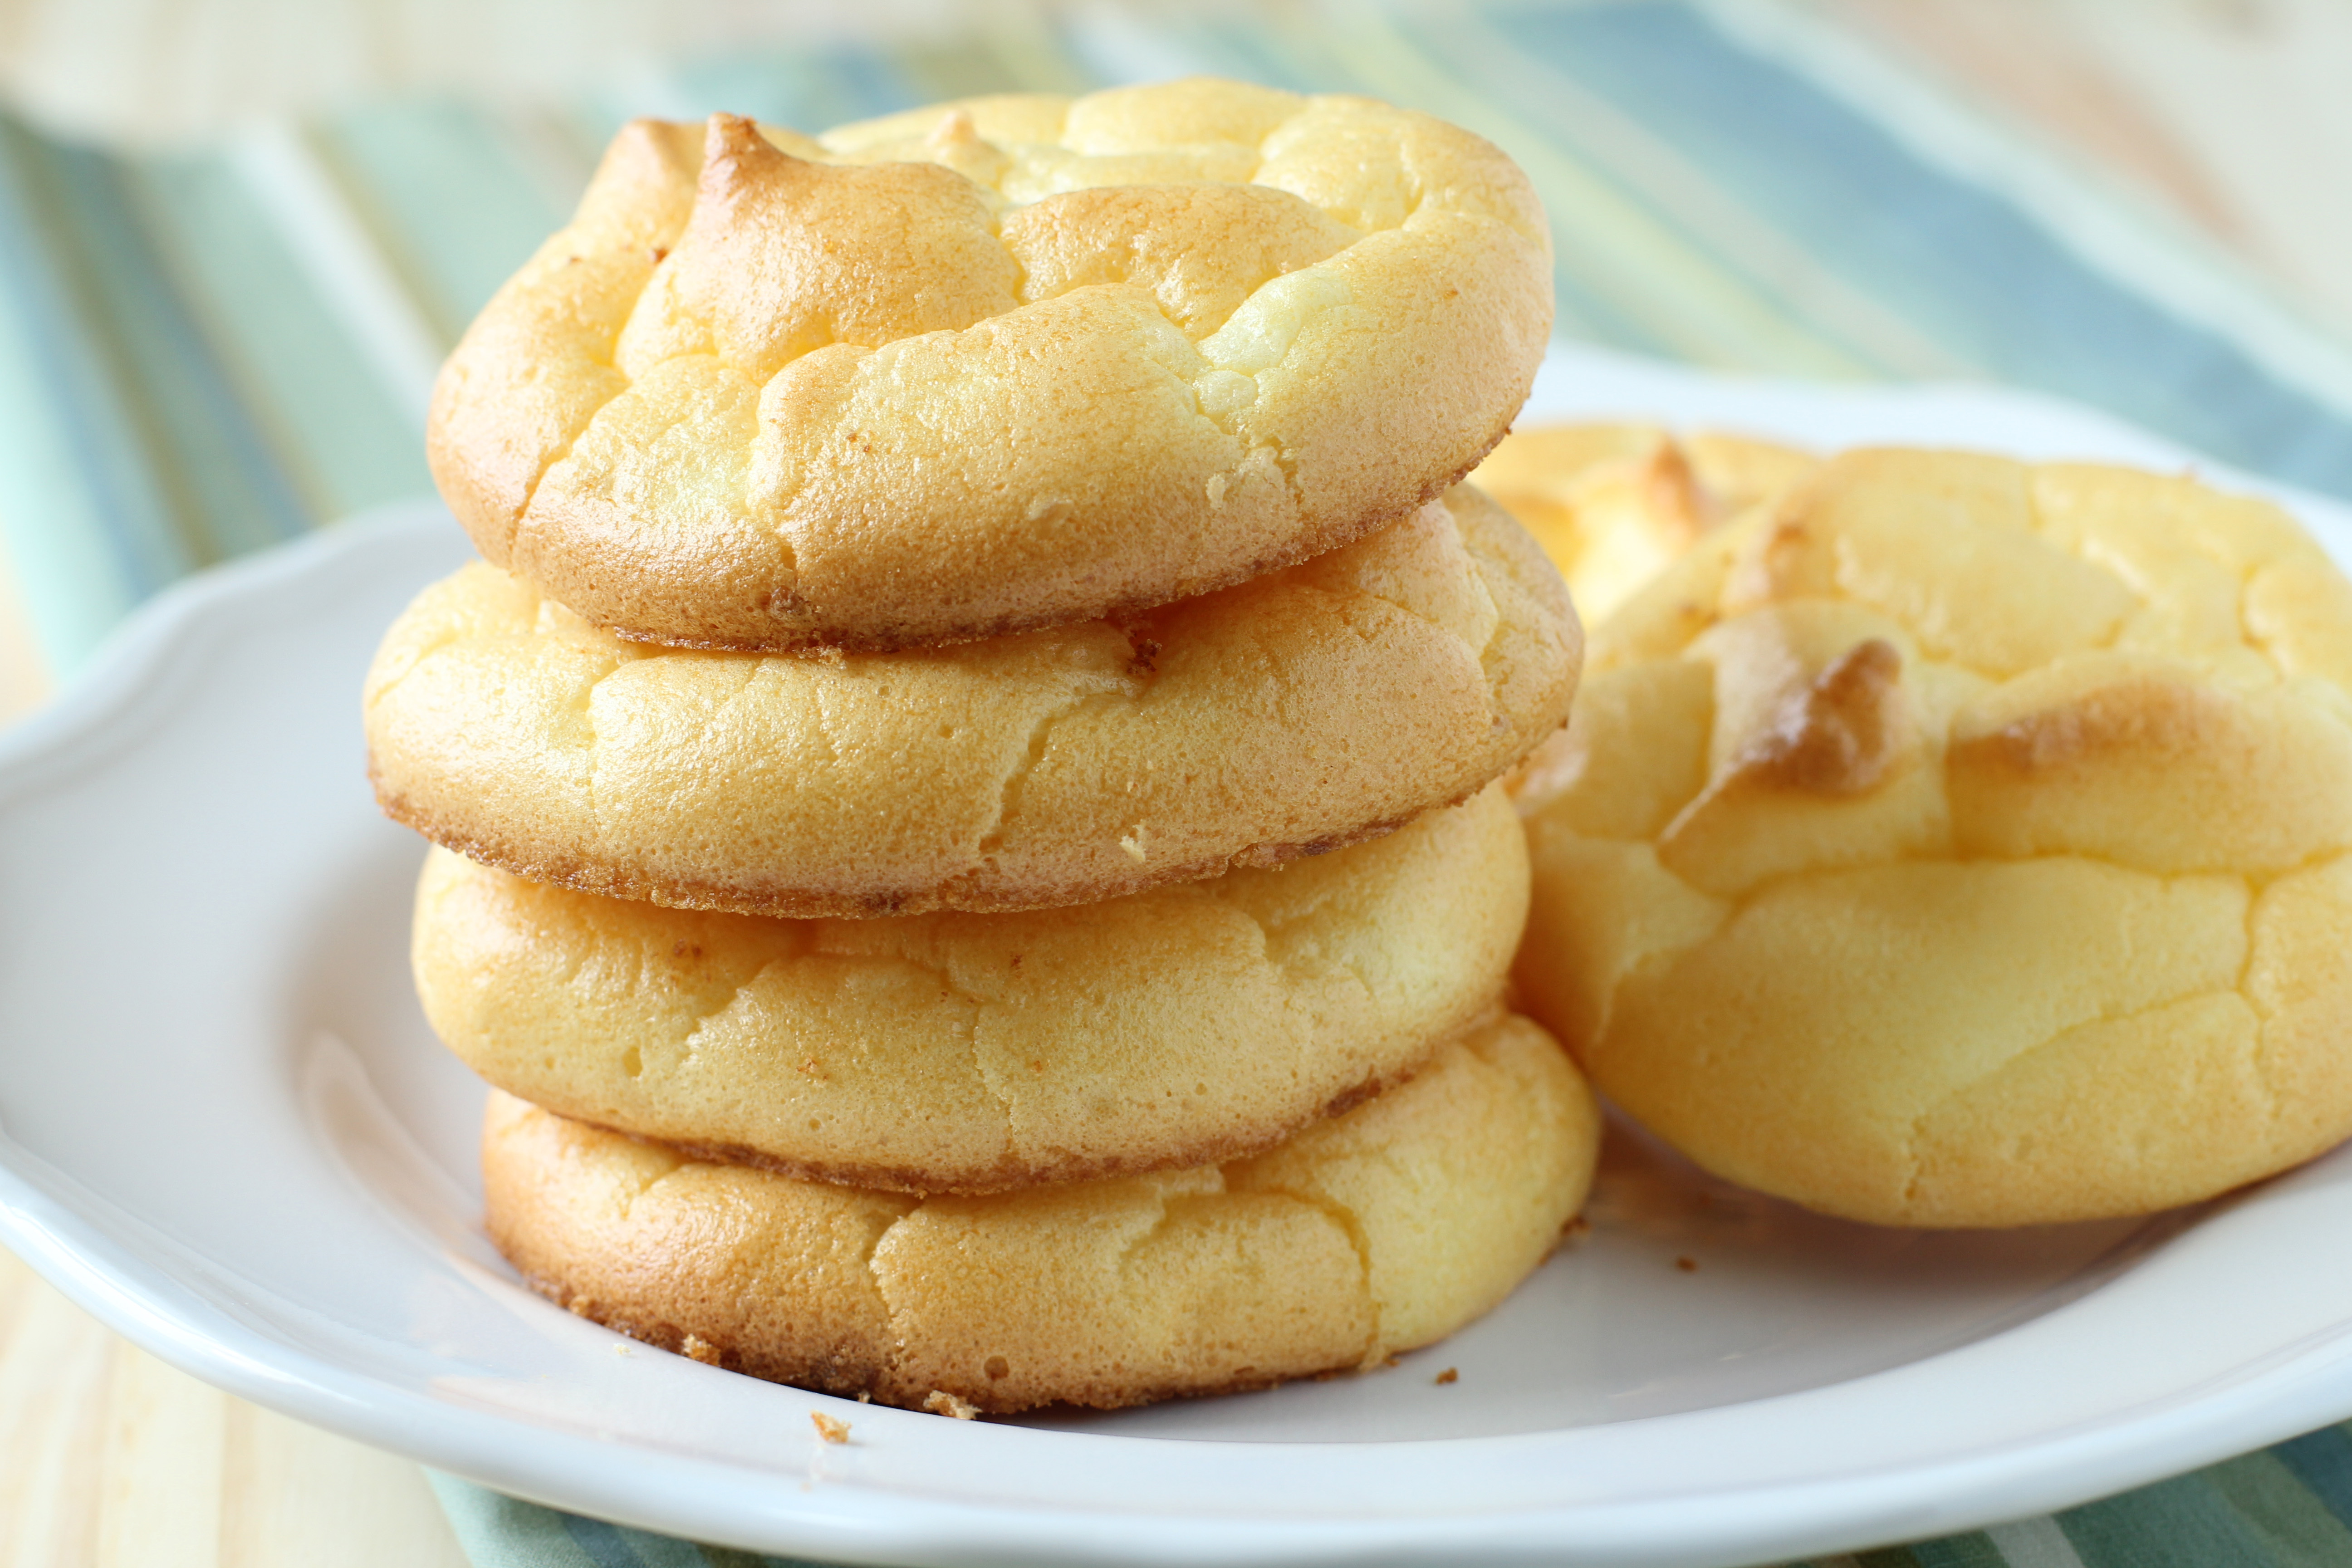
5,3,2352,1563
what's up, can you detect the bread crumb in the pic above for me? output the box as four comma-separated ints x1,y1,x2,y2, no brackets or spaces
856,1391,872,1404
810,1412,850,1445
1119,828,1148,863
682,1333,723,1364
1675,1255,1698,1274
1434,1367,1458,1386
566,1295,600,1319
612,1344,632,1357
924,1390,980,1420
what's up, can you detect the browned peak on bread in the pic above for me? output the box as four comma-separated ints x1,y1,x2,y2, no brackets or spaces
660,114,1022,380
1725,637,1910,797
428,80,1555,652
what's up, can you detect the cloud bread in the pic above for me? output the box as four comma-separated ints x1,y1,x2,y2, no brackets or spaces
428,80,1553,652
367,486,1580,918
1472,424,1816,623
482,1012,1598,1413
1513,449,2352,1226
415,785,1526,1194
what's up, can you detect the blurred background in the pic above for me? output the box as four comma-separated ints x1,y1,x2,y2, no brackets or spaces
2,0,2351,731
2,5,2351,1558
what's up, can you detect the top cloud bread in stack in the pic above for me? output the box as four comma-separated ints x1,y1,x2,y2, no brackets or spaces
426,79,1555,653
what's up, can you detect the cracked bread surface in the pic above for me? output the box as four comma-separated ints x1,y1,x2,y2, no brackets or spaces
1513,449,2352,1226
414,785,1526,1194
480,1011,1598,1412
428,80,1553,652
366,485,1580,918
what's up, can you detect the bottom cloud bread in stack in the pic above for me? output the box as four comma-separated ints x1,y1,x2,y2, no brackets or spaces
483,1012,1599,1414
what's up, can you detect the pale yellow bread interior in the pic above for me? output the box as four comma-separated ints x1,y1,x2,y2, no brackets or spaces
482,1012,1599,1413
430,81,1553,651
416,785,1527,1194
1514,449,2352,1226
368,485,1580,918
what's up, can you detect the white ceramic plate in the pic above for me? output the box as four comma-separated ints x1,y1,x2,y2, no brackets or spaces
5,347,2352,1568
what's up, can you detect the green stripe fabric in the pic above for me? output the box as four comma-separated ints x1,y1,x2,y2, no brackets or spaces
4,3,2350,1563
1769,1435,2352,1567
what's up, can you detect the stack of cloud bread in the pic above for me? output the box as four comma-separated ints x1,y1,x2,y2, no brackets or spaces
365,79,1602,1415
1512,446,2352,1228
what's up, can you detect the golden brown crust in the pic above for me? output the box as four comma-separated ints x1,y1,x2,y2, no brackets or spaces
429,83,1555,652
413,788,1529,1194
482,1014,1599,1412
367,487,1582,918
1514,449,2352,1227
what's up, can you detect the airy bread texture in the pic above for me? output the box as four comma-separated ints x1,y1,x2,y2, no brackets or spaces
483,1012,1598,1412
1471,424,1815,623
1514,449,2352,1227
368,486,1580,918
415,785,1526,1194
428,80,1554,652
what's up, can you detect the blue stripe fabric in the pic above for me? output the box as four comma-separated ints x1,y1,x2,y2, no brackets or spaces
0,118,188,664
7,5,2352,1564
1477,3,2352,494
2276,1425,2352,1530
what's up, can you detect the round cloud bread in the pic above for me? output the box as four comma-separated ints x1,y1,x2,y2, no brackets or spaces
482,1013,1598,1413
415,785,1526,1195
1513,449,2352,1228
368,486,1580,919
1471,424,1815,626
427,80,1554,652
